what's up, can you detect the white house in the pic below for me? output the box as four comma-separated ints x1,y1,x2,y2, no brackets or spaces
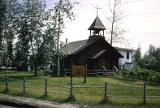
115,47,135,69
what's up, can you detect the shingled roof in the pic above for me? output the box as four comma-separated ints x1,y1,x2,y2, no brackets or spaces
88,16,106,30
114,47,135,52
60,36,124,58
60,40,87,55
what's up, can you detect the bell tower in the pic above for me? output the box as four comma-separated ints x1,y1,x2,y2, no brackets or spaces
88,16,106,37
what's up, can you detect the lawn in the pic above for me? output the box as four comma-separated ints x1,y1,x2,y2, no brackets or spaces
0,71,160,108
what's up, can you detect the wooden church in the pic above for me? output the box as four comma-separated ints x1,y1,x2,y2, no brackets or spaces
60,16,123,73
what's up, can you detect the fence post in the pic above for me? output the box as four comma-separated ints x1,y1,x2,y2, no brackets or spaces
96,69,98,76
84,64,87,83
5,77,8,91
44,78,48,96
104,82,108,102
68,67,75,101
143,81,146,104
70,70,73,97
64,68,67,77
23,78,26,94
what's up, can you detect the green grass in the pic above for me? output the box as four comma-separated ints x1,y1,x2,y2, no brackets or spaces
0,71,160,108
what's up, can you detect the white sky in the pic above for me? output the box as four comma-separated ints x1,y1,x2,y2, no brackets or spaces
46,0,160,54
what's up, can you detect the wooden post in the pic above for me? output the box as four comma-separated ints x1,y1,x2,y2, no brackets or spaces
23,78,26,94
96,69,98,76
5,77,8,91
104,82,108,102
44,78,48,96
143,81,146,104
84,64,87,83
70,68,73,97
64,68,67,77
68,63,75,101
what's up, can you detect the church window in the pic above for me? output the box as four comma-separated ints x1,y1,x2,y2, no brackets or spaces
126,52,129,59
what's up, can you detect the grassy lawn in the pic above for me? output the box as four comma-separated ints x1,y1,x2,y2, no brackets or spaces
0,71,160,108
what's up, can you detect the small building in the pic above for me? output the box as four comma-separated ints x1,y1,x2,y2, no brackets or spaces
60,16,123,73
115,47,135,69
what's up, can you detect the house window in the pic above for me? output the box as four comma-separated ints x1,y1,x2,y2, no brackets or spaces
126,52,129,59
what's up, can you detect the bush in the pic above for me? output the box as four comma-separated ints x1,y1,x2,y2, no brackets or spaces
117,67,160,84
151,73,160,83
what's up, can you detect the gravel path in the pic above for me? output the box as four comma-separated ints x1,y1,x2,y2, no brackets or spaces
0,94,80,108
0,104,17,108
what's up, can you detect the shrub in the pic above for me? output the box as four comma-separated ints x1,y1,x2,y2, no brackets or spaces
116,67,160,84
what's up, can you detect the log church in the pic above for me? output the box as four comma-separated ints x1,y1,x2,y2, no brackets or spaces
60,16,124,72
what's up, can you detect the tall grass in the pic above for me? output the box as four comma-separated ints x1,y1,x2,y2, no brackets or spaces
0,71,160,108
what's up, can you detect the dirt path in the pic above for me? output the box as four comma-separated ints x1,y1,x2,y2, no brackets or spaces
0,104,17,108
0,94,80,108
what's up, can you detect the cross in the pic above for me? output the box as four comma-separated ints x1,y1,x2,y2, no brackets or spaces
94,5,101,16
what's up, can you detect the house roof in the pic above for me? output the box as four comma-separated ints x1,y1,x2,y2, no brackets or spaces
60,36,104,56
88,16,106,30
60,36,123,58
114,47,135,52
60,40,87,55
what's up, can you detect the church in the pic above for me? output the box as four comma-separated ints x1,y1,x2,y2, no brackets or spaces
60,16,124,73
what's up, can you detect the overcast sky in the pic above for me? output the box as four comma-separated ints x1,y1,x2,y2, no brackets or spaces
46,0,160,54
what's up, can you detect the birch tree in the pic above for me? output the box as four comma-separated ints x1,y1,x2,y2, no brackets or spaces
107,0,126,46
49,0,75,76
15,0,46,75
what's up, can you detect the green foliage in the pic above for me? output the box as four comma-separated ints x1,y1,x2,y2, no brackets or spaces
0,0,76,76
0,0,5,49
140,55,156,69
133,47,142,66
134,45,160,72
14,0,47,74
48,0,75,75
0,0,22,66
117,67,160,84
15,20,30,66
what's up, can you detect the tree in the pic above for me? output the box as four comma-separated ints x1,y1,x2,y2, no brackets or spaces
5,0,20,66
141,55,156,69
154,48,160,71
0,0,21,66
148,45,156,57
43,18,57,72
15,0,46,75
15,20,30,69
0,0,5,66
0,0,5,50
106,0,126,46
51,0,75,76
138,45,160,71
24,0,45,75
133,46,142,66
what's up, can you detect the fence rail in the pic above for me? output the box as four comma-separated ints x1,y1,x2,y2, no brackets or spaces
65,69,114,75
0,76,160,104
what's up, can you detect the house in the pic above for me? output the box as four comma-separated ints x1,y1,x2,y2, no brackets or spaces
60,16,123,74
115,47,135,69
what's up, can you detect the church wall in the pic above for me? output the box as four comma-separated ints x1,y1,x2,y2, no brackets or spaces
74,40,119,70
76,40,107,66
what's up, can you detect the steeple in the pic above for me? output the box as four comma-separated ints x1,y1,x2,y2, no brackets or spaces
88,16,106,36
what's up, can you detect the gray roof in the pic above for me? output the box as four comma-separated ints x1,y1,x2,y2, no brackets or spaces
60,40,87,55
61,35,105,56
114,47,135,52
60,36,123,58
88,16,106,30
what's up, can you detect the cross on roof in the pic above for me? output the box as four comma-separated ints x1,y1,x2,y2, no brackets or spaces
94,5,101,16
